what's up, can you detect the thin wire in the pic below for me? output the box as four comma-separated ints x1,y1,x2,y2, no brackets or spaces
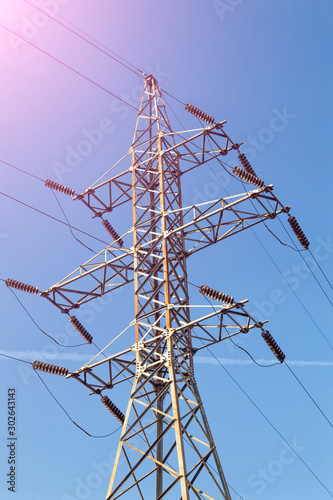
161,87,186,106
250,228,333,350
0,24,139,111
0,190,109,246
23,0,145,78
309,248,333,292
297,249,333,307
50,189,96,253
7,286,87,348
236,177,333,351
0,159,44,181
284,361,333,428
229,336,281,368
0,352,32,364
34,0,145,75
204,345,333,497
35,370,122,438
264,221,302,251
271,207,333,306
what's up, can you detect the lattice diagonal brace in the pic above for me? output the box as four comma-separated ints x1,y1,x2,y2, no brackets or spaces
41,75,292,499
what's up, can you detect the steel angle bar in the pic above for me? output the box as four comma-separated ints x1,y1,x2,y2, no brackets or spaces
75,169,133,216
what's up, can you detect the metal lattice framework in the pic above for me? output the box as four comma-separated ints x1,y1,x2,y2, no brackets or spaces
41,75,291,499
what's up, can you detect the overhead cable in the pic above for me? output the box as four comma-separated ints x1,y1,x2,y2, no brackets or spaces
0,24,139,111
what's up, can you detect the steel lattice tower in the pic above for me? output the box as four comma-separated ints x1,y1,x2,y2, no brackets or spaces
38,75,292,499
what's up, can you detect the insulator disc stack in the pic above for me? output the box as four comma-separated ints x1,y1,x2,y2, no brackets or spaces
102,220,124,247
185,103,215,125
101,396,125,423
233,166,264,188
238,153,257,177
5,278,39,295
261,331,285,363
288,216,309,249
199,285,234,305
32,361,69,376
69,316,93,343
45,179,75,197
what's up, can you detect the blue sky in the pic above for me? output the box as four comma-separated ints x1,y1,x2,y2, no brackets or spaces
0,1,332,499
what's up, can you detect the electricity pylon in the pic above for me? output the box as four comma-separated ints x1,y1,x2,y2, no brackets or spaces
37,75,293,499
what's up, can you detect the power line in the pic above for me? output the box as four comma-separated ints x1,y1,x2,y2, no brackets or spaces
0,351,32,364
22,0,145,78
190,279,333,428
284,361,333,428
0,24,139,111
35,370,122,438
0,190,110,246
24,0,188,112
250,228,333,350
6,286,87,348
0,158,44,182
50,189,97,253
204,345,333,497
270,205,333,307
0,158,98,253
309,248,333,293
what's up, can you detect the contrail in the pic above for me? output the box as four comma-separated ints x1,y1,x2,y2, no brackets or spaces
194,356,333,367
0,350,90,362
1,350,333,367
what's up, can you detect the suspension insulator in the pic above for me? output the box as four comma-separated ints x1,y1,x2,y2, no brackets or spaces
185,103,215,125
101,396,125,423
102,220,124,247
261,331,285,363
288,216,309,249
238,153,257,177
233,166,264,188
5,278,38,295
199,285,234,305
45,179,75,197
32,360,69,376
69,316,92,344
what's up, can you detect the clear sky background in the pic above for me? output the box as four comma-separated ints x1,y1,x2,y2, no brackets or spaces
0,1,332,499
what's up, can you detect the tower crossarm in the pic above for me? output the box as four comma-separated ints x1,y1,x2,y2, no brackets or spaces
173,301,268,351
71,122,241,220
159,121,242,174
74,167,133,218
166,185,290,255
40,245,134,313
